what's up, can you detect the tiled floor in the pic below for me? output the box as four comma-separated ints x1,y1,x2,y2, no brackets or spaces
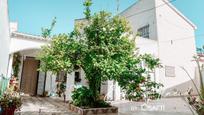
15,96,196,115
15,96,78,115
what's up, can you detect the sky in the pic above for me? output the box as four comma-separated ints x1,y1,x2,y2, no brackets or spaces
8,0,204,48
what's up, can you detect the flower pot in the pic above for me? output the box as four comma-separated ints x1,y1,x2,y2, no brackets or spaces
1,107,16,115
198,109,204,115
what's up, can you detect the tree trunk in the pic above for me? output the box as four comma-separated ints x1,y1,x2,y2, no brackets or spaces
87,71,101,104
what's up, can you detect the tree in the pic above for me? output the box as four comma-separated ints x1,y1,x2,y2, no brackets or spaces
38,0,162,107
117,54,163,101
83,0,92,20
38,34,84,74
41,17,57,38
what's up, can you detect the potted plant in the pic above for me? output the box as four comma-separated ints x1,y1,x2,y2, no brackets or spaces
187,91,204,115
0,91,22,115
0,76,22,115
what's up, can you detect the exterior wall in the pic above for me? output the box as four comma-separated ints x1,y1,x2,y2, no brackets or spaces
10,34,49,54
37,71,46,95
10,22,18,32
66,72,75,100
0,0,10,76
65,69,88,101
120,0,157,40
155,0,197,95
45,72,57,96
119,0,197,96
135,37,158,56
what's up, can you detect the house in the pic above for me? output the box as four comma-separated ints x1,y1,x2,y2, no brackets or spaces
119,0,198,98
71,0,199,100
0,0,199,100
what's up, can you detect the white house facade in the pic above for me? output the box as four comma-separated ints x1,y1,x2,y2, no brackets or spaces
0,0,199,101
120,0,198,97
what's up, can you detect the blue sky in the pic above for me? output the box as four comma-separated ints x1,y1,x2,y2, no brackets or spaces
8,0,204,47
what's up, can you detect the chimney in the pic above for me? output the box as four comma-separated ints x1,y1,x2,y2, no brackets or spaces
10,22,18,32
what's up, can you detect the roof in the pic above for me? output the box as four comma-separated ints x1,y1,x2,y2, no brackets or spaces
119,0,197,30
11,32,51,42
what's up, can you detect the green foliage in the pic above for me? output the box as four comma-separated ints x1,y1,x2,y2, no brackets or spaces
12,53,21,78
39,1,163,107
83,0,92,20
0,93,22,109
193,54,204,99
0,84,22,109
56,81,66,97
41,17,56,38
38,34,85,73
187,90,204,115
79,11,136,102
72,86,110,108
72,86,93,107
117,54,163,101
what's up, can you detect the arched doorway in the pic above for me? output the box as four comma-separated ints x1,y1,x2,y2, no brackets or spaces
21,57,40,96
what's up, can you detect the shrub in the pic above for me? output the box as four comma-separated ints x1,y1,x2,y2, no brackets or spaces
71,86,94,107
71,86,110,108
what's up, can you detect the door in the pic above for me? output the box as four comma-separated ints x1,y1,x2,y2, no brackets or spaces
21,57,39,96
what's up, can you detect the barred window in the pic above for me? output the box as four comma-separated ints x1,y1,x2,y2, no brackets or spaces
165,66,175,77
138,25,150,38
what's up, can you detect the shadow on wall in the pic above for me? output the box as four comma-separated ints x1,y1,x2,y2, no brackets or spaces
162,69,201,97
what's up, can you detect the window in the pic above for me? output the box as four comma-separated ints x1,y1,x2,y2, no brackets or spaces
165,66,175,77
137,25,150,38
75,71,81,83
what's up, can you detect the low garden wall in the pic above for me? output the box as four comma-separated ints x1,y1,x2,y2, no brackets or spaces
68,103,118,115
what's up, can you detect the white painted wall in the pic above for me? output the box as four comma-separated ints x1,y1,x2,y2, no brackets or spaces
10,34,49,54
45,72,57,96
135,37,158,56
0,0,10,76
120,0,157,40
37,71,46,95
10,22,18,32
155,0,197,94
65,68,88,101
66,72,75,100
120,0,197,96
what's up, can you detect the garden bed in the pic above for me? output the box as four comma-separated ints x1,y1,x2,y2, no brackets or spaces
68,103,118,115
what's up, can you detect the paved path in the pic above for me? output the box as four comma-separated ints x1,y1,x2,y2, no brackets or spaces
112,97,196,115
15,96,78,115
15,96,196,115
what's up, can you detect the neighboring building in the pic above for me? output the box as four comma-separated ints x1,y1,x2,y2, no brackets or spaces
121,0,198,98
0,0,199,100
0,0,10,77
